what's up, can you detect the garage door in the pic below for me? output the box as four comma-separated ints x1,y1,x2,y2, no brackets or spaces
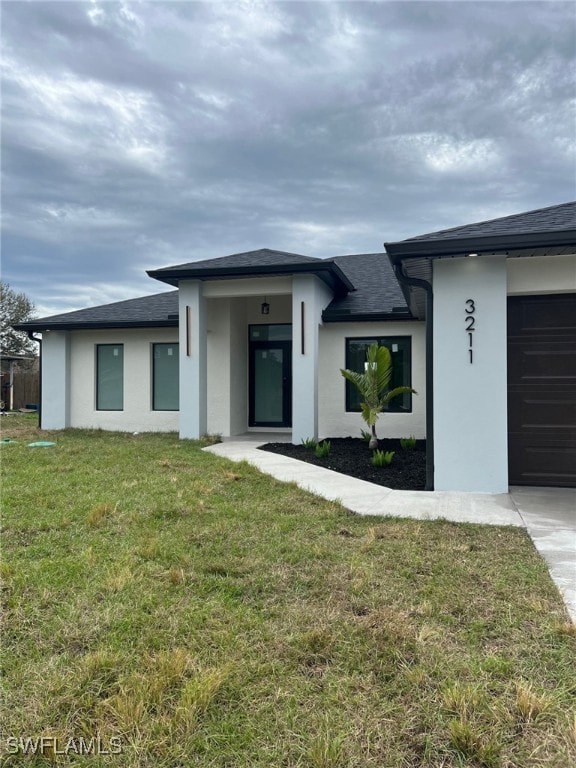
508,295,576,487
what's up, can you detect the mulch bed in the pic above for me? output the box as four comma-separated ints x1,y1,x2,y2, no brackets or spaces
259,437,427,491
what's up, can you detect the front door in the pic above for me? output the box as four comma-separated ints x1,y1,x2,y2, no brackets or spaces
249,325,292,428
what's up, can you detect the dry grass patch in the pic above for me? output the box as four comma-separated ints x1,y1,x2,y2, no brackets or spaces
87,502,118,527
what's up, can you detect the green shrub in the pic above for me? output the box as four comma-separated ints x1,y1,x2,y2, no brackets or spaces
301,437,318,449
315,440,331,458
360,429,372,444
371,449,395,467
400,435,417,450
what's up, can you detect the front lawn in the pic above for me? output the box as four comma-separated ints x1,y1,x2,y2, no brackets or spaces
2,416,575,767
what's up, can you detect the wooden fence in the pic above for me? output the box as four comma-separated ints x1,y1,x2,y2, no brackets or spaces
1,360,40,410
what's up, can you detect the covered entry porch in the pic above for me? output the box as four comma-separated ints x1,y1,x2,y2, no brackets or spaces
177,274,334,443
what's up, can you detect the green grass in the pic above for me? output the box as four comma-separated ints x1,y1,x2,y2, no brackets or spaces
1,415,575,767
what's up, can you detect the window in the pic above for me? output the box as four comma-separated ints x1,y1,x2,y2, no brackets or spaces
96,344,124,410
152,343,179,411
345,337,412,412
249,324,292,341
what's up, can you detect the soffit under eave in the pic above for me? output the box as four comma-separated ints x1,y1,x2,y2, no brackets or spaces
405,286,427,320
396,243,575,276
397,245,576,320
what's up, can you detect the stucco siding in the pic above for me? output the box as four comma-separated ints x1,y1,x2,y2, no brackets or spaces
245,294,292,326
206,299,232,436
229,299,248,435
69,328,179,432
41,332,70,429
433,257,508,492
292,276,335,442
178,281,207,438
318,321,426,439
507,253,576,295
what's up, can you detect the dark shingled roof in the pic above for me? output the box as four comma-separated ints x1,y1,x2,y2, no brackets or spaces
147,247,355,293
385,201,576,321
323,253,410,321
150,248,320,274
404,201,576,242
21,204,571,331
16,291,179,332
386,201,576,262
16,252,411,331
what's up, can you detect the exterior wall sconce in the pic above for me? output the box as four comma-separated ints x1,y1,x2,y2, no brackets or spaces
261,298,270,315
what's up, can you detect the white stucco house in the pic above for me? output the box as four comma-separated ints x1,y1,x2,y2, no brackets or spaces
17,202,576,493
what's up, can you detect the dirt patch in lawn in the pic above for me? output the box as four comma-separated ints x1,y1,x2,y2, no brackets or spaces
260,437,427,491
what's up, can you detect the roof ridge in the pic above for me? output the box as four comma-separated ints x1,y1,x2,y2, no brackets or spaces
331,252,386,259
252,247,320,259
153,248,321,272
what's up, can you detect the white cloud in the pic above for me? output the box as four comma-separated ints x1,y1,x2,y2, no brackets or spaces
87,0,145,42
2,1,574,314
266,218,375,256
35,280,167,318
41,204,131,229
3,58,167,173
420,135,503,175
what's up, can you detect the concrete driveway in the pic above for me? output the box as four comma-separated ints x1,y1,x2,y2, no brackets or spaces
510,486,576,622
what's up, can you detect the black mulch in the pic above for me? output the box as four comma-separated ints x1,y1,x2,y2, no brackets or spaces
259,437,427,491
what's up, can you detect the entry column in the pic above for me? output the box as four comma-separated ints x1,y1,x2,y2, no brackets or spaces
41,331,70,429
179,280,207,439
433,257,508,492
291,275,333,444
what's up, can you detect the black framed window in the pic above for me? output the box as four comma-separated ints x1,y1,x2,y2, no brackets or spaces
249,324,292,341
152,343,179,411
96,344,124,410
345,337,412,412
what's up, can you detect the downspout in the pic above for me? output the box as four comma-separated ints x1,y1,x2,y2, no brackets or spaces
27,332,42,429
391,261,434,491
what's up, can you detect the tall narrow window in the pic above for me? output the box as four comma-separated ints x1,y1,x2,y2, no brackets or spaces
345,337,412,412
96,344,124,410
153,343,179,411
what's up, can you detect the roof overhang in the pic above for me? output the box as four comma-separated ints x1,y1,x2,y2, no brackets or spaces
14,319,178,333
322,309,413,323
385,228,576,262
385,229,576,319
147,261,355,296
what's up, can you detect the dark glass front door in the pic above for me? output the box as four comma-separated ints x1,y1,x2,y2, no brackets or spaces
249,340,292,427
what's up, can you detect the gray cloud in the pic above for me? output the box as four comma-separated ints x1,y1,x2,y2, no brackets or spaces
2,1,575,315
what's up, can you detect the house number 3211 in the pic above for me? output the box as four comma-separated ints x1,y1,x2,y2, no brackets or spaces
465,299,476,363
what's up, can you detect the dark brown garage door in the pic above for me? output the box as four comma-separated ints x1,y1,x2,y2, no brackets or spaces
508,294,576,487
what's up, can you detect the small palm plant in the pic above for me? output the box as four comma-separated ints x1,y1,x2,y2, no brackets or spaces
341,343,416,450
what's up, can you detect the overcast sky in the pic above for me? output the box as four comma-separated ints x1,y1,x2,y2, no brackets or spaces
2,1,575,317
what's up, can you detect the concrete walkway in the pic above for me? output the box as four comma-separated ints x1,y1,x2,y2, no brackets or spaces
510,486,576,623
204,438,576,621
